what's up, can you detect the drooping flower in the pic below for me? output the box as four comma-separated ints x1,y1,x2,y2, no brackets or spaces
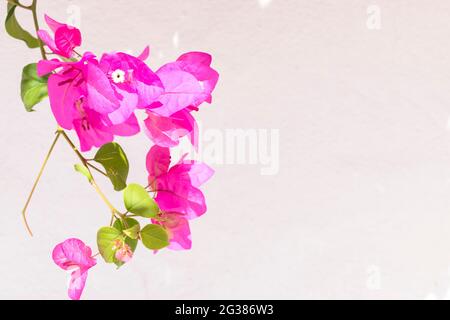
52,238,97,300
152,212,192,250
146,145,214,219
148,52,219,117
37,15,82,58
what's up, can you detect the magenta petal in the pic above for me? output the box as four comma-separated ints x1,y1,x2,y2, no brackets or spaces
44,14,65,33
54,25,82,58
109,113,140,137
107,88,138,125
177,52,212,66
125,55,164,108
68,268,88,300
52,238,96,300
73,109,114,152
177,52,219,104
156,182,207,219
37,59,64,76
146,145,171,183
86,63,120,114
47,72,81,129
151,52,219,116
170,161,215,188
151,64,206,116
99,52,163,108
189,113,199,151
143,109,196,148
137,46,150,61
153,213,192,250
37,29,58,53
52,238,96,271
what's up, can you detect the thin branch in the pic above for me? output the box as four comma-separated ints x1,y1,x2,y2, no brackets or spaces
6,0,31,10
86,162,108,177
59,130,123,221
22,132,61,236
30,0,47,60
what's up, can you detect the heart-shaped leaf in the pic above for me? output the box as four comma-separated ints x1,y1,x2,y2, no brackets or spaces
94,142,129,191
97,226,122,263
21,63,48,111
140,224,169,250
123,183,159,218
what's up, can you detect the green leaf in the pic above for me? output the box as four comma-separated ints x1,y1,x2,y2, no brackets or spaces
74,164,93,183
113,218,140,244
97,226,122,263
123,224,140,240
123,183,159,218
140,224,169,250
5,4,40,48
94,142,129,191
113,218,140,268
20,63,48,111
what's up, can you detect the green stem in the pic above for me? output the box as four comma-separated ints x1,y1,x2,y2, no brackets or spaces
60,130,122,221
7,0,29,9
86,162,108,177
22,132,61,236
30,0,47,60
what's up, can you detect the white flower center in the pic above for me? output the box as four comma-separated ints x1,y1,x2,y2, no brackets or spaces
112,69,125,84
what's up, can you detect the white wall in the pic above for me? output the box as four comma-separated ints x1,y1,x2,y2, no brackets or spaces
1,0,450,299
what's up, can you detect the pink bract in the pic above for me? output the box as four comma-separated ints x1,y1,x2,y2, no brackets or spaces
152,213,192,250
114,241,133,263
144,108,198,148
98,51,164,123
37,15,81,58
146,145,214,219
38,52,141,151
52,238,96,300
149,52,219,117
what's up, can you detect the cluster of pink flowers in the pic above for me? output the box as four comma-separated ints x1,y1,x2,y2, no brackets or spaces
37,15,218,152
38,15,218,299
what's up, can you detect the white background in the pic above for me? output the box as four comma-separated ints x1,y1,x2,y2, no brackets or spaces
1,0,450,299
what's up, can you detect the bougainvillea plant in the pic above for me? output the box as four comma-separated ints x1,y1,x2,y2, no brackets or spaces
5,0,218,300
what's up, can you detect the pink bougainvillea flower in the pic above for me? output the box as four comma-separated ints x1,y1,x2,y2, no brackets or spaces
98,51,164,124
143,108,198,148
146,145,214,219
148,52,219,117
38,52,120,127
113,240,133,263
38,52,140,151
73,105,140,152
37,15,81,58
52,238,96,300
152,212,192,250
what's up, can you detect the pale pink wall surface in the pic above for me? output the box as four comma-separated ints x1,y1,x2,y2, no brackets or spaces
1,0,450,299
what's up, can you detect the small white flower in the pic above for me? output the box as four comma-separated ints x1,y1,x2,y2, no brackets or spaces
111,69,126,84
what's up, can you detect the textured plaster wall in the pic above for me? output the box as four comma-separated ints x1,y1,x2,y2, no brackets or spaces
1,0,450,299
